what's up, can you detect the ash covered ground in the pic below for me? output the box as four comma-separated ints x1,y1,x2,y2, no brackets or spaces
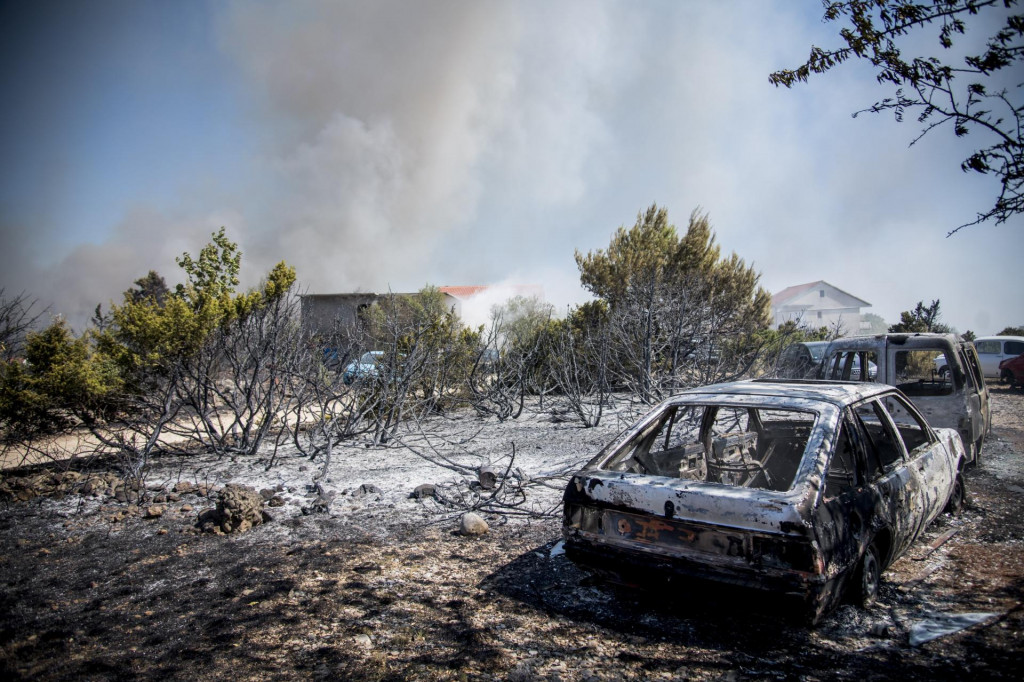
1,385,1022,681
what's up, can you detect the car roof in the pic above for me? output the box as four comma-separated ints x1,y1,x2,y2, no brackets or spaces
974,335,1024,343
673,379,891,407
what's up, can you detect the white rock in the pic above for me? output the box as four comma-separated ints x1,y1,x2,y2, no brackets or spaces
459,512,489,536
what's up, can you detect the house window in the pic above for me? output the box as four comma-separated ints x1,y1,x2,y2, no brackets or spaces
817,311,822,319
819,290,825,298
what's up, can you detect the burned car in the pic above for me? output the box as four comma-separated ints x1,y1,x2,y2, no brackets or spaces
820,334,989,465
563,380,966,624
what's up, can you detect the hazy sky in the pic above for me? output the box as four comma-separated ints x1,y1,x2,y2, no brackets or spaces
1,0,1020,335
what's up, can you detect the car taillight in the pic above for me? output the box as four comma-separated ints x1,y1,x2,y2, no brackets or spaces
564,503,583,529
751,535,817,572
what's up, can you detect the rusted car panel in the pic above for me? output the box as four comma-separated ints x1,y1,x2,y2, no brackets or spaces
820,333,990,464
562,380,966,623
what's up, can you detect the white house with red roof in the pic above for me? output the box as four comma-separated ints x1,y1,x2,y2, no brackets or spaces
771,281,871,333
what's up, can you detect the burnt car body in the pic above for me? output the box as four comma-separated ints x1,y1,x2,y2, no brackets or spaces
820,334,990,465
563,380,966,623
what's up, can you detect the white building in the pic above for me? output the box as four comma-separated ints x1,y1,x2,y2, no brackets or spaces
771,281,871,334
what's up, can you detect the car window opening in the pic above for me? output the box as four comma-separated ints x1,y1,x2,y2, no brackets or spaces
600,404,815,492
894,350,954,397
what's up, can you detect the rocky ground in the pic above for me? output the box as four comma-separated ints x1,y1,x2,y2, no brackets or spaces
1,384,1021,681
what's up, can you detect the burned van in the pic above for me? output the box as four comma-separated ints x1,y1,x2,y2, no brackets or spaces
820,334,989,464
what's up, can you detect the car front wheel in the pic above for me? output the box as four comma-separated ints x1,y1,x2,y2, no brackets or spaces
1001,369,1013,385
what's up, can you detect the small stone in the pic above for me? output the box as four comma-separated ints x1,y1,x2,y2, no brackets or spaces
353,483,380,499
352,634,373,649
869,622,891,638
145,505,166,519
157,528,168,535
180,504,193,513
410,484,436,500
459,512,489,536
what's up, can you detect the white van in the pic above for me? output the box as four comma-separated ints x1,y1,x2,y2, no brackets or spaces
972,336,1024,379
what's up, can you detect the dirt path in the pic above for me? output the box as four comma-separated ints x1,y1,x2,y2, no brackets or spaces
1,385,1021,680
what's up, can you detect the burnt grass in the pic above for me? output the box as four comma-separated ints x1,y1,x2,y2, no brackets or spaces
2,387,1023,681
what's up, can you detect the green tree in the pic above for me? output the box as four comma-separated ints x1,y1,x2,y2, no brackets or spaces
889,299,951,332
576,204,771,398
998,325,1024,335
862,312,889,335
126,271,170,305
771,0,1023,233
98,229,297,391
0,318,121,435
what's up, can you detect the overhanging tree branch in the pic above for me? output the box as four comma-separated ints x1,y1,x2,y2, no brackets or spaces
771,0,1023,233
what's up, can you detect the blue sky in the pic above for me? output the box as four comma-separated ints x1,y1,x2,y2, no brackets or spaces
1,0,1020,334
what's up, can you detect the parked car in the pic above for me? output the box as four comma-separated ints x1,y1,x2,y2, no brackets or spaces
973,336,1024,379
562,379,966,624
998,353,1024,388
342,351,384,385
777,341,829,379
820,334,989,465
779,341,875,381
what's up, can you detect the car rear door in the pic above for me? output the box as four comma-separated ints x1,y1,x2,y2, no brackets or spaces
815,414,873,579
850,398,921,557
878,392,953,528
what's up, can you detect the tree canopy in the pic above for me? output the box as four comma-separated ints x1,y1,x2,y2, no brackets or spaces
771,0,1023,233
575,204,771,399
889,299,951,332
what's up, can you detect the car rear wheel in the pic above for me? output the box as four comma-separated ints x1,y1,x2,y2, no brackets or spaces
945,473,966,516
1001,369,1013,384
852,541,882,607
